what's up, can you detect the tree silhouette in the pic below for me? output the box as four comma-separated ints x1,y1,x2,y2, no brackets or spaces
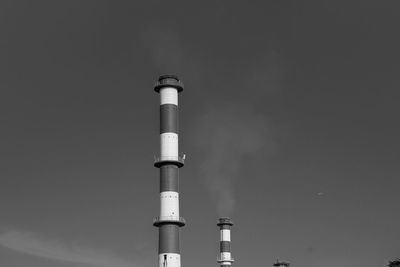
273,261,290,267
388,259,400,267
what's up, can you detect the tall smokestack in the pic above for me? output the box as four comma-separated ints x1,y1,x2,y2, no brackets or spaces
153,75,185,267
217,218,234,267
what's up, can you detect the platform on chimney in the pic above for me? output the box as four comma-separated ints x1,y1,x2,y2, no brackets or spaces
154,155,185,168
217,256,235,263
153,216,186,227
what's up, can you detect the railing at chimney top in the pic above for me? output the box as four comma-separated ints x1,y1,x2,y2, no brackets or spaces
154,155,186,164
153,216,186,224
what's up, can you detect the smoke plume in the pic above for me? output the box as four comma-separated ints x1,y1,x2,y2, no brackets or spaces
194,104,272,216
142,24,184,74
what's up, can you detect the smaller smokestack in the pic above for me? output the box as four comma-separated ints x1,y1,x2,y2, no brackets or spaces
217,218,234,267
273,261,290,267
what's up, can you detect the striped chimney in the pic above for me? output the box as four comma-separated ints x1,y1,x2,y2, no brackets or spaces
153,75,185,267
217,218,234,267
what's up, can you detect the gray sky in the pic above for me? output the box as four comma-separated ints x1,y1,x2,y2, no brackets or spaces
0,1,399,267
